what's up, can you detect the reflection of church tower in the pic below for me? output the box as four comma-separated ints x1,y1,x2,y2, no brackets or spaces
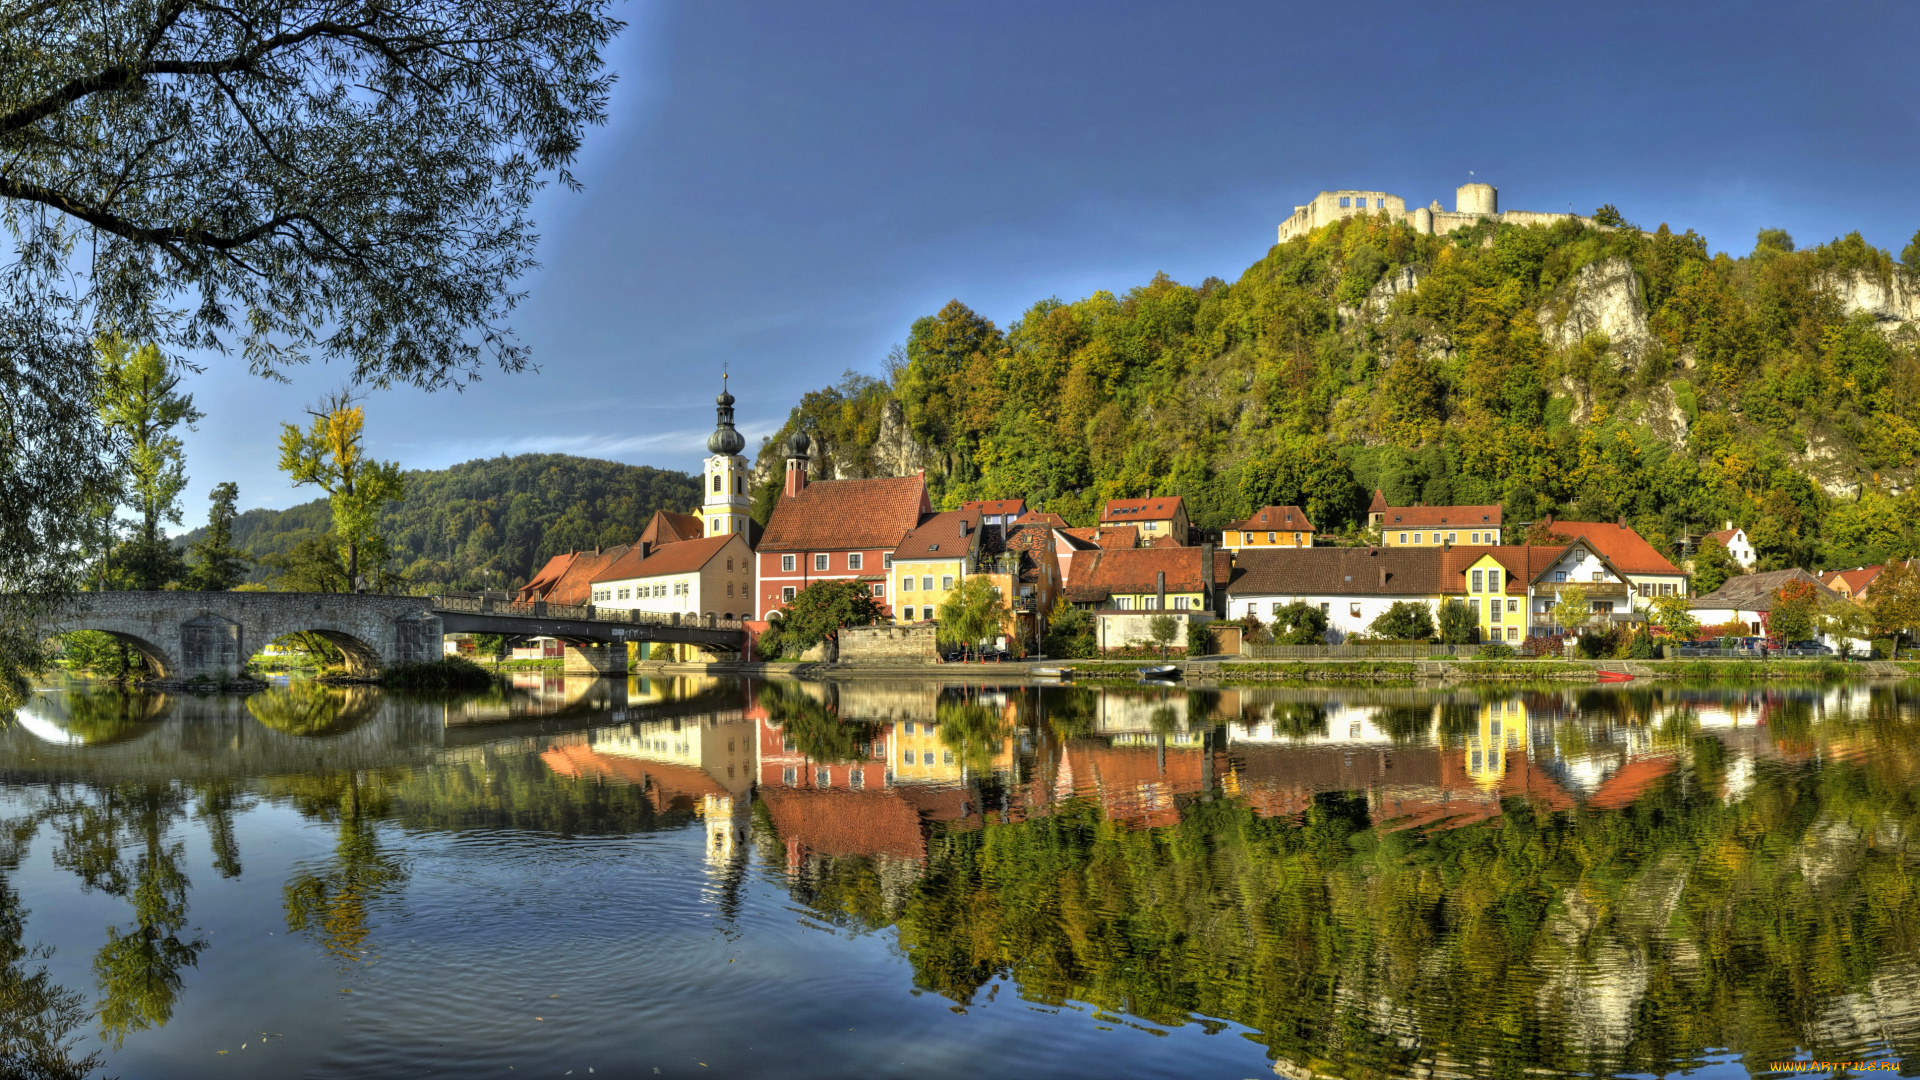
701,373,751,538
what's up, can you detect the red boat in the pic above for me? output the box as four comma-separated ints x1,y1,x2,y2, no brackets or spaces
1596,670,1635,683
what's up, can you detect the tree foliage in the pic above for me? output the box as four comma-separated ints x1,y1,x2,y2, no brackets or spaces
1690,537,1742,595
94,335,200,542
767,581,886,658
1268,601,1328,645
1368,601,1433,641
184,483,248,591
1041,600,1096,659
278,392,405,590
1436,598,1476,644
1767,579,1819,643
936,576,1009,654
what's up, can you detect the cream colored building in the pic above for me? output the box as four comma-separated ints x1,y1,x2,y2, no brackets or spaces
589,532,756,621
889,509,983,624
1278,182,1610,243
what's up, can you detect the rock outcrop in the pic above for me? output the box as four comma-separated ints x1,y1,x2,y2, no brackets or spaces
1537,257,1655,365
872,397,932,477
1820,269,1920,334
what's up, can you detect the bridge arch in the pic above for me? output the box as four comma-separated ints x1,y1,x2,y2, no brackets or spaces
48,626,178,679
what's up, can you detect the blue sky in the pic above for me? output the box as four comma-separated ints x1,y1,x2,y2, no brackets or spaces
174,0,1920,527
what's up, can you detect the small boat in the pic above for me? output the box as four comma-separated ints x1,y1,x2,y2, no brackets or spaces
1139,678,1180,687
1596,670,1634,683
1031,666,1074,679
1137,665,1181,680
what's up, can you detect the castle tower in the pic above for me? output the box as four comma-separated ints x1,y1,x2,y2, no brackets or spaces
700,373,751,538
1456,183,1498,216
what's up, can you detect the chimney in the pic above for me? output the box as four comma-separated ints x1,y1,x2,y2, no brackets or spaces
1724,520,1733,531
1379,566,1388,587
1156,570,1166,612
1202,542,1216,612
1617,517,1626,528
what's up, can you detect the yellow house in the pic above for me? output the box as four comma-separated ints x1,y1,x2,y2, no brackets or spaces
890,715,963,782
1222,505,1315,550
1460,550,1526,644
1368,490,1504,547
889,509,984,624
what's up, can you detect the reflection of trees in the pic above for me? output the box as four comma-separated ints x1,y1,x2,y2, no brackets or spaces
41,784,207,1048
0,876,105,1080
1037,686,1099,741
245,682,379,737
820,721,1920,1077
41,688,168,745
275,773,406,965
936,699,1009,776
1369,704,1434,744
1267,702,1328,739
760,682,879,764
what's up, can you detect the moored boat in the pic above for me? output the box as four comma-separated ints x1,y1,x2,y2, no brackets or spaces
1596,670,1634,683
1137,664,1180,680
1031,666,1074,679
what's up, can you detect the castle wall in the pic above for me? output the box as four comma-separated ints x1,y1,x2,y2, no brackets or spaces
1278,184,1613,244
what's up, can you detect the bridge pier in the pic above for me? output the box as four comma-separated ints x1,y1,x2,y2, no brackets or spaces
562,641,628,677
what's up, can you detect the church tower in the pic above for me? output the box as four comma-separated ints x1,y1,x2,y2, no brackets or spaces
700,373,751,538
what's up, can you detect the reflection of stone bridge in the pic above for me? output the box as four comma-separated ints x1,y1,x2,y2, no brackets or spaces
45,591,746,680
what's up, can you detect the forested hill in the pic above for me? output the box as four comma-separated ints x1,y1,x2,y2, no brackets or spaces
185,454,698,591
755,214,1920,572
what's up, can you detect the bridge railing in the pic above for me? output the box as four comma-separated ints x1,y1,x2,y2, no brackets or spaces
430,593,746,633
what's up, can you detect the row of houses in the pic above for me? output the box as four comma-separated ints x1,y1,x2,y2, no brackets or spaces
505,383,1900,649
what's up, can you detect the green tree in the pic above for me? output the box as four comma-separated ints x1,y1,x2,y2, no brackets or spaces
1648,593,1700,640
773,580,888,658
1146,613,1179,659
1592,204,1628,228
95,335,201,545
1866,562,1920,643
185,483,249,591
1269,601,1329,645
937,576,1009,659
1550,584,1592,634
1041,600,1096,659
1815,598,1870,656
1690,536,1742,595
1239,434,1359,531
1436,598,1476,644
1368,601,1433,641
1903,229,1920,271
1766,579,1818,643
279,393,406,590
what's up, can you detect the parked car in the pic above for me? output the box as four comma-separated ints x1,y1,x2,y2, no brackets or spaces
1787,641,1834,655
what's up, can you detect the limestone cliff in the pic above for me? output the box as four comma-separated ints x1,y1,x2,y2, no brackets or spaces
1537,257,1655,365
1821,268,1920,335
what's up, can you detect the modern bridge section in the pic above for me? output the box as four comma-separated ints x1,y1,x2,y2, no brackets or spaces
47,591,749,681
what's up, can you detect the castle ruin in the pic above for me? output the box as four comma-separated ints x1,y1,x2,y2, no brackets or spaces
1277,183,1601,243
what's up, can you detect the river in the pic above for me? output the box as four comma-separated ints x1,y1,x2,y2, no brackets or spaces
1,674,1916,1078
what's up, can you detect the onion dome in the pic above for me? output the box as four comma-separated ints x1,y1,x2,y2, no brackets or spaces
786,430,811,458
706,374,746,455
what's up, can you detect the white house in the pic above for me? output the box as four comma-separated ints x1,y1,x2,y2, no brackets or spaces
588,532,757,621
1223,547,1453,641
1688,568,1846,640
1703,521,1756,569
1521,519,1691,634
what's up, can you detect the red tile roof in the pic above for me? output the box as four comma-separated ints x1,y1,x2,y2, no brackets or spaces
960,499,1026,517
1064,546,1226,601
1062,526,1138,549
591,533,738,583
892,509,984,562
1378,504,1504,530
1586,756,1676,811
538,546,631,606
639,509,705,547
1480,545,1570,595
1707,526,1742,544
760,474,930,553
517,552,578,600
1534,518,1682,575
1100,497,1185,523
1227,546,1463,598
1226,505,1316,533
758,787,927,861
1015,511,1070,528
1369,488,1389,513
1147,533,1181,548
1824,565,1882,595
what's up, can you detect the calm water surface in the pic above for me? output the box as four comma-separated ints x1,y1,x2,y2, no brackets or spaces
3,674,1919,1078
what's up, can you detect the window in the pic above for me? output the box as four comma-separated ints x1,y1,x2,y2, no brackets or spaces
902,748,913,764
1471,570,1483,593
727,557,733,572
1338,196,1350,207
782,766,796,786
1413,533,1423,545
1507,599,1517,613
902,575,914,592
1638,583,1651,597
883,553,893,570
922,576,934,592
1267,531,1276,543
1554,571,1567,583
1592,571,1604,582
781,554,795,572
815,768,831,787
872,583,884,598
941,575,954,591
1173,596,1191,609
942,751,955,766
904,722,914,734
1375,198,1385,208
1271,602,1283,615
618,587,630,599
1447,533,1456,544
727,582,734,597
922,751,935,765
1142,596,1158,610
1507,627,1518,641
814,554,829,571
712,474,721,492
1350,602,1362,618
848,553,862,570
1399,533,1408,544
781,586,796,602
1294,532,1303,545
1660,583,1674,596
1489,570,1500,593
1116,597,1133,611
850,769,864,790
1491,602,1501,623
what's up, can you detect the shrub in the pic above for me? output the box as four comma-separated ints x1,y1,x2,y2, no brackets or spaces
1521,633,1567,658
1370,600,1434,641
1627,631,1656,659
1436,598,1476,644
1576,633,1608,659
1186,622,1214,658
1873,638,1896,659
1478,640,1515,660
380,657,494,690
1269,601,1328,645
1042,601,1097,659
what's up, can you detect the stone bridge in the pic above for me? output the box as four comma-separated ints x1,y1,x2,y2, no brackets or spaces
47,591,748,681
